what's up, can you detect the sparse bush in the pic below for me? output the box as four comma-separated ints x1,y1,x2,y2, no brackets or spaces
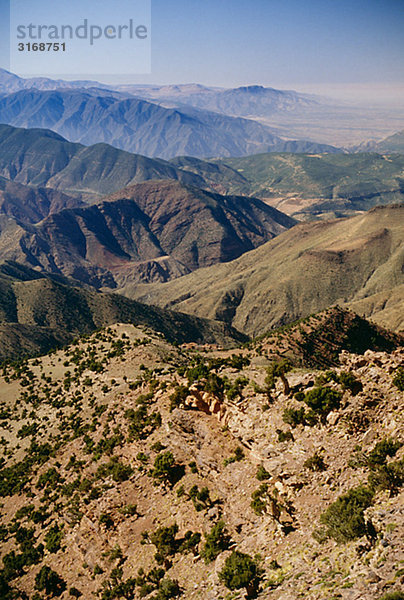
256,466,270,481
152,452,184,485
338,371,363,395
224,446,245,466
169,385,189,411
201,521,230,563
304,452,326,472
150,524,179,559
45,523,64,553
368,459,404,495
367,438,402,467
318,485,374,543
155,578,181,599
282,407,306,428
392,367,404,391
99,513,114,529
378,591,404,600
219,551,262,598
35,566,66,597
304,386,342,421
276,429,294,443
96,457,133,483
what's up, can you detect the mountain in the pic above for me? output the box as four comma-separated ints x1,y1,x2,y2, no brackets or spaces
0,315,402,600
0,125,402,222
0,67,109,94
0,88,340,159
0,124,206,198
0,175,82,224
125,204,404,335
206,152,404,219
372,130,404,153
120,83,321,118
250,306,403,368
0,262,246,360
0,180,295,287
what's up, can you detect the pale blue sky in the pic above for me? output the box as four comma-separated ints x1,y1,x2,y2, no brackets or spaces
1,0,403,95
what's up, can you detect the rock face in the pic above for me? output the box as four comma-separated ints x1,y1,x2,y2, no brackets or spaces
0,323,402,600
0,180,294,287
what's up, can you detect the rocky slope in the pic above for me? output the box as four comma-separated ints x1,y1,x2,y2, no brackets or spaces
0,320,402,600
0,262,246,360
0,176,82,224
126,204,404,335
0,180,294,287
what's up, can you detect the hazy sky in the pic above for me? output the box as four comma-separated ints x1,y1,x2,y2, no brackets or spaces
1,0,403,98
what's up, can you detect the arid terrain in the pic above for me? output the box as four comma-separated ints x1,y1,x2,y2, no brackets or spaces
0,311,403,599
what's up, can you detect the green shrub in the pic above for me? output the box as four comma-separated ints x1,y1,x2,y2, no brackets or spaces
392,367,404,391
155,578,181,599
96,457,133,482
250,484,269,515
219,551,262,597
99,513,114,529
378,592,404,600
256,466,270,481
338,371,363,395
367,438,402,467
169,385,189,411
319,485,374,543
276,429,294,443
200,521,230,563
45,523,64,553
35,566,66,597
152,452,184,485
150,524,178,558
304,452,326,472
224,446,245,466
304,386,342,420
282,407,306,428
368,459,404,495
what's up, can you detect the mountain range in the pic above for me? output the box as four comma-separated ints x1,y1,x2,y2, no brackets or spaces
0,124,403,220
0,180,294,287
0,261,246,360
0,87,339,159
1,68,403,150
126,204,404,335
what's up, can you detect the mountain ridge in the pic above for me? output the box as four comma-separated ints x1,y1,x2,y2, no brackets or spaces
124,204,404,335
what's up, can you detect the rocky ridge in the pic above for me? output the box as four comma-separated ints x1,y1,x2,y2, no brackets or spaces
0,322,402,599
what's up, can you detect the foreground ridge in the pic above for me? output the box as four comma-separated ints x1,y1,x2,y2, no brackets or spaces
0,322,402,599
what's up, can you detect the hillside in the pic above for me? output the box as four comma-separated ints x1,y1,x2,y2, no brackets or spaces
373,130,404,154
0,124,204,199
0,263,246,360
0,176,82,224
249,306,403,368
125,205,404,335
170,152,404,220
212,153,404,218
0,89,339,160
117,83,319,117
0,320,402,599
1,125,402,222
0,180,294,287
